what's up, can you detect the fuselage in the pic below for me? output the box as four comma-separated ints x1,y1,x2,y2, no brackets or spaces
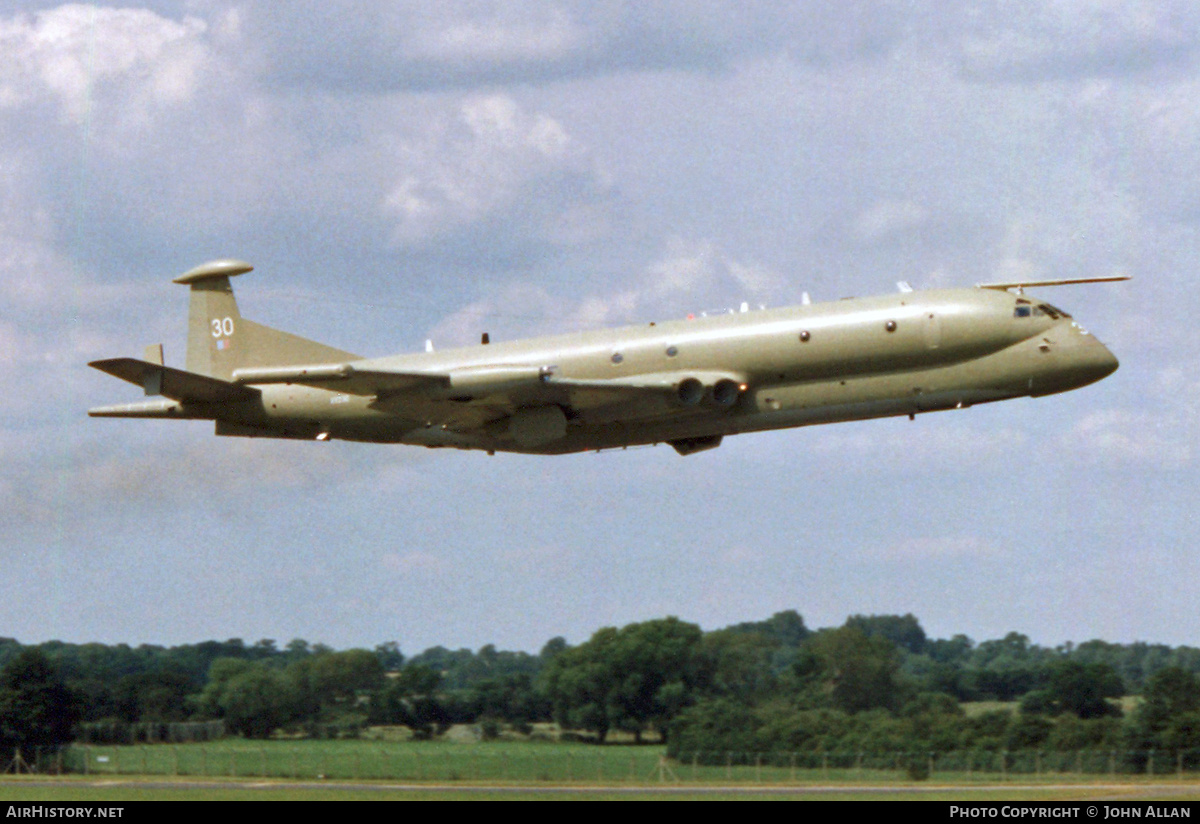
235,287,1117,454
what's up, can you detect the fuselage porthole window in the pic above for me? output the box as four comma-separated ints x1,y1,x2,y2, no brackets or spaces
611,352,624,365
666,345,678,358
799,330,811,342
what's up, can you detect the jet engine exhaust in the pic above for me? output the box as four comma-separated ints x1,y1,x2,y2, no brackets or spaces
710,379,741,407
677,377,704,406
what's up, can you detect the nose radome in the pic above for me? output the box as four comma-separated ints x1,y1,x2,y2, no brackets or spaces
1068,336,1119,389
1029,331,1119,397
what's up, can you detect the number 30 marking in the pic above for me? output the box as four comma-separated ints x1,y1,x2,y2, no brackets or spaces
211,317,235,337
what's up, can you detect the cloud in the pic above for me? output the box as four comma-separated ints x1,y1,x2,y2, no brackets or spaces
0,433,356,533
1061,407,1193,469
380,94,611,250
0,5,213,126
956,1,1198,82
851,199,930,244
424,235,789,346
812,422,1030,470
578,237,787,325
236,1,911,92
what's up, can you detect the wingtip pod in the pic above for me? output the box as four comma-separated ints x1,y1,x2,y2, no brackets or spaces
172,259,253,285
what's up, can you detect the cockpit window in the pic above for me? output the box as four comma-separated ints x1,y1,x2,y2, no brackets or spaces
1014,305,1032,318
1036,303,1071,320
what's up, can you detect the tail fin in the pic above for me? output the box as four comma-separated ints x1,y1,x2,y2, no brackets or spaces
174,259,360,380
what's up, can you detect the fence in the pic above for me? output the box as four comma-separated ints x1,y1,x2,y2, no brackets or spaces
24,744,1200,783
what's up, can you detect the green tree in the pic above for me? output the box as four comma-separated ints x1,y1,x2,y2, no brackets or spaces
196,658,300,738
725,610,810,647
845,614,927,655
1138,667,1200,731
702,629,780,702
797,626,908,713
368,665,448,738
0,649,80,760
1020,661,1122,719
542,617,710,743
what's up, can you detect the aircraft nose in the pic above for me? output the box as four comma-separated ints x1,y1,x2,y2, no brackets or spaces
1028,327,1119,396
1058,334,1119,391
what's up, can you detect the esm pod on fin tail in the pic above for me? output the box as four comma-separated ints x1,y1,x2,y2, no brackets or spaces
89,261,1125,456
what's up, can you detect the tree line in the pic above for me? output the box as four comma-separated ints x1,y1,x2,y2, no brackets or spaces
4,612,1200,767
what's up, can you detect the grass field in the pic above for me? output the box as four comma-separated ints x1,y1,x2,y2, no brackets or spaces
5,777,1200,801
53,738,1193,784
2,738,1198,800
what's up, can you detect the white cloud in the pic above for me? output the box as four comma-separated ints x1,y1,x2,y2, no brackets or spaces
422,6,584,66
381,94,608,247
851,199,930,244
0,5,212,125
0,433,356,532
958,1,1196,81
1061,407,1193,468
813,421,1030,470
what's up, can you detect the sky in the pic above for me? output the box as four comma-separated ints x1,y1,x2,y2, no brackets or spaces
2,1,1196,654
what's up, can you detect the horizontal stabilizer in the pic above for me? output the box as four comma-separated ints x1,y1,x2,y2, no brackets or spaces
89,358,260,404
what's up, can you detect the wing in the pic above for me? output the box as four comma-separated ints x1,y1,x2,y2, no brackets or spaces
231,362,745,432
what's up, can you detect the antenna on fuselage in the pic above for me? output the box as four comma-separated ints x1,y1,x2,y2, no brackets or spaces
801,292,811,305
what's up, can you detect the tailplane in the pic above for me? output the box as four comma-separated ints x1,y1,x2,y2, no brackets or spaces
174,259,360,380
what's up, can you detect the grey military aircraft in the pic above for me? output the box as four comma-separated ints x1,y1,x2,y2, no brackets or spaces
89,260,1124,455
